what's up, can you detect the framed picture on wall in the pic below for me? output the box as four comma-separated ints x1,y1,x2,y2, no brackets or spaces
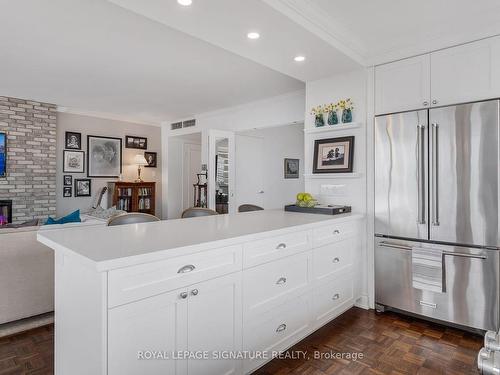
125,135,147,150
87,135,122,178
74,179,91,197
63,186,72,198
63,175,72,186
284,158,299,179
0,132,6,177
312,136,355,174
65,131,82,150
63,150,85,173
144,152,157,168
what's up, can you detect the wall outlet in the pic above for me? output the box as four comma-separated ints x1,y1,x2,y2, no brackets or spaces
320,184,346,196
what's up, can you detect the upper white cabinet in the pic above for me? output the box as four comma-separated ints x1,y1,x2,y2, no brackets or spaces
375,35,500,115
375,54,431,115
431,36,500,107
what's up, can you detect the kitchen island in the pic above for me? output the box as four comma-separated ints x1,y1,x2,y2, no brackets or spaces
38,210,364,375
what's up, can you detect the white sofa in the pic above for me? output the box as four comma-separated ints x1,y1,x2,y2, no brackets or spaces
0,215,106,325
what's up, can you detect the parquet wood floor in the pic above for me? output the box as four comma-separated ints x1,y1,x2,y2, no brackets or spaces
0,307,483,374
254,308,483,375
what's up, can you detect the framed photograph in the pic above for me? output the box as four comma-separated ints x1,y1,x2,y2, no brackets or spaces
63,175,73,186
125,135,148,150
74,178,91,197
313,136,355,174
65,131,82,150
144,152,157,168
63,186,72,198
63,150,85,173
0,132,6,177
87,135,122,178
284,158,299,179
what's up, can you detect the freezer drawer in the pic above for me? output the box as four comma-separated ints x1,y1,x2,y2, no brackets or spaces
375,237,499,331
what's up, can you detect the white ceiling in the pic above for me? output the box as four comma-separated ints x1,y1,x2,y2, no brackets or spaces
0,0,303,125
2,0,500,125
107,0,361,82
265,0,500,65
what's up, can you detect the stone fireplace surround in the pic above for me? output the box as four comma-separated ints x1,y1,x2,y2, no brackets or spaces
0,96,56,224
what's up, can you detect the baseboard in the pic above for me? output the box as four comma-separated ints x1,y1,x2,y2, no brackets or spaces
355,295,370,310
0,312,54,338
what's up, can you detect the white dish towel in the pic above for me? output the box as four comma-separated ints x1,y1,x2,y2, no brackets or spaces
412,247,443,293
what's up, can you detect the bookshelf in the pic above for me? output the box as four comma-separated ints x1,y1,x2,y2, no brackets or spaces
108,181,156,216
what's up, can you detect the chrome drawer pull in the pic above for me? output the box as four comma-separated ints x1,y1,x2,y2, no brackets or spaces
332,257,340,263
179,292,188,299
276,277,287,285
177,264,196,274
419,300,437,309
332,293,340,300
333,230,340,235
276,323,287,333
443,252,487,260
379,241,412,251
191,289,199,296
276,243,287,250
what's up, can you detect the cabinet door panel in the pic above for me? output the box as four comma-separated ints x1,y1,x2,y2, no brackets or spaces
375,54,430,114
187,273,242,375
108,288,188,375
431,36,500,106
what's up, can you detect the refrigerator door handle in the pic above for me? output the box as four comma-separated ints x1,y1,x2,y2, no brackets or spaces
431,123,440,226
417,124,426,224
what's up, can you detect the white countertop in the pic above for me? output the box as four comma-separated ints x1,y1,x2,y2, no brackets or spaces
37,210,363,271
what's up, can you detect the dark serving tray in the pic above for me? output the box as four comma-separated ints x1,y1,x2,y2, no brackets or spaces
284,204,352,215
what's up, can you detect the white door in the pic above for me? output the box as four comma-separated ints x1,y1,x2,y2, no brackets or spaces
375,54,431,114
108,288,188,375
186,273,242,375
235,135,264,209
183,143,202,209
431,35,500,107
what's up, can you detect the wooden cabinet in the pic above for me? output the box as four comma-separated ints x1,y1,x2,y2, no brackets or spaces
375,54,431,115
108,272,242,375
431,35,500,107
108,181,156,216
375,35,500,115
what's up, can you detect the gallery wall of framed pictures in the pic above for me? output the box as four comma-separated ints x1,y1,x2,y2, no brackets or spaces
61,131,158,199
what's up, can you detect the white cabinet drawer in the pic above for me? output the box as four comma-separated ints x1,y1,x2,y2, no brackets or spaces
313,221,357,247
243,230,310,268
243,252,311,317
243,293,311,374
313,238,355,283
108,245,242,308
313,270,353,327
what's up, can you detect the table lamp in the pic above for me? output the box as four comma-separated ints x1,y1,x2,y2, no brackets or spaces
133,154,148,182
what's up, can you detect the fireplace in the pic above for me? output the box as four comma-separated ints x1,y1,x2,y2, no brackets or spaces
0,200,12,225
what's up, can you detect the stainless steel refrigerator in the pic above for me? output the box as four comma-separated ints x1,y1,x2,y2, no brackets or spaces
374,99,500,331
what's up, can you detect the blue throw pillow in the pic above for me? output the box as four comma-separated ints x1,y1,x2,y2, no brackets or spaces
45,210,81,225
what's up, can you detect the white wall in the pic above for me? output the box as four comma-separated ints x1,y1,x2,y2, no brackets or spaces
304,68,371,308
161,91,305,217
57,112,162,217
237,124,304,209
304,70,367,213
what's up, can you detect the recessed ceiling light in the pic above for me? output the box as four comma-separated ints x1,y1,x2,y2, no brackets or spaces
247,32,260,40
294,55,306,62
177,0,192,6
